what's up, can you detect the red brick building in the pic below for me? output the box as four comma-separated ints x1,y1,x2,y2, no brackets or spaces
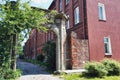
24,0,120,69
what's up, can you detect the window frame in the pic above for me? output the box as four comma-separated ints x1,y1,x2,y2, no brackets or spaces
59,0,62,11
66,0,69,5
74,6,80,25
66,15,70,29
98,3,106,21
104,37,112,55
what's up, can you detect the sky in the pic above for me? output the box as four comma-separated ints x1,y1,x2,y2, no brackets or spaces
30,0,53,9
0,0,53,9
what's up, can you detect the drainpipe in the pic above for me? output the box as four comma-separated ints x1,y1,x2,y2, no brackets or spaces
33,30,36,59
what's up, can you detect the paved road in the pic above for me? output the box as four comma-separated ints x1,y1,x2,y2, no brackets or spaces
17,60,63,80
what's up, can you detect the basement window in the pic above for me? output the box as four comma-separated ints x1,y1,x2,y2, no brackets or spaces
104,37,112,55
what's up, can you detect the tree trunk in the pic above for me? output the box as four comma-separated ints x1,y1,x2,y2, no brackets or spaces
10,34,17,71
10,35,13,69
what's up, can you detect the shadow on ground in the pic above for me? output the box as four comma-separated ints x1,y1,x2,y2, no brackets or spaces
16,59,49,75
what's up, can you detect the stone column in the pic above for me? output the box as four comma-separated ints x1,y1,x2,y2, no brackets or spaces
60,19,66,70
50,25,61,71
56,34,61,71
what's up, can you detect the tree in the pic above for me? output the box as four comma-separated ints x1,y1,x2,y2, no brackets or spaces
0,0,56,70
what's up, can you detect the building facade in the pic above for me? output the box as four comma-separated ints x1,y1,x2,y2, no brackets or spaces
24,0,120,69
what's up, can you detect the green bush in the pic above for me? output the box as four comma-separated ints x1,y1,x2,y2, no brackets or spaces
25,59,39,64
4,69,21,80
102,59,120,76
84,62,107,77
42,41,56,71
37,54,45,62
0,68,21,80
19,54,24,59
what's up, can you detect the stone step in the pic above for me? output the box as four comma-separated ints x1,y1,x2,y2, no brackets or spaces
62,69,86,74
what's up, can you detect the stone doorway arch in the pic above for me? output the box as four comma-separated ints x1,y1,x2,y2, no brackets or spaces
47,13,67,72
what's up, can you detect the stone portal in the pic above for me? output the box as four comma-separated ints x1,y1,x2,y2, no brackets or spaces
48,13,67,72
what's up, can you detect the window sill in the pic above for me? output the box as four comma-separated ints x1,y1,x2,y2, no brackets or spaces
74,22,80,26
65,3,69,6
105,53,112,56
99,19,106,22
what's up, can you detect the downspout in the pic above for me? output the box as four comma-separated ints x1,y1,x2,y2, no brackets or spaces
83,0,90,61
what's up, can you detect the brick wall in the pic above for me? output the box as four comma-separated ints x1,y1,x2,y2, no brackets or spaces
24,29,56,59
86,0,120,61
70,31,89,69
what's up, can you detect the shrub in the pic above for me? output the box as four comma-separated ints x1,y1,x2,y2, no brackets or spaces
0,68,21,80
0,68,5,80
19,54,24,59
42,41,56,71
84,62,107,77
37,54,45,62
102,59,120,76
4,69,21,79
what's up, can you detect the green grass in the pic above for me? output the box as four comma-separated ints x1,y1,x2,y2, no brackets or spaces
60,73,120,80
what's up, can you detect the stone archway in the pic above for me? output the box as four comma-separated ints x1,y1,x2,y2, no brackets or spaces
47,13,67,72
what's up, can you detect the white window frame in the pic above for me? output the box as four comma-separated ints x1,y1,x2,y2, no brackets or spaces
104,37,112,55
60,0,62,11
74,7,80,24
98,3,106,20
66,15,70,29
66,0,69,5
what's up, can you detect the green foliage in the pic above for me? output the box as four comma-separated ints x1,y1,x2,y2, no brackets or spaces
17,34,24,55
84,59,120,78
0,0,49,34
0,0,56,71
84,62,107,77
37,54,45,62
25,59,48,67
4,69,21,80
0,0,57,33
0,32,11,69
25,59,39,64
0,68,21,80
42,41,56,71
0,51,10,68
102,59,120,76
19,54,24,59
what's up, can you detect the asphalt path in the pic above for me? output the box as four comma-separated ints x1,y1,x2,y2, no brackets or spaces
17,60,63,80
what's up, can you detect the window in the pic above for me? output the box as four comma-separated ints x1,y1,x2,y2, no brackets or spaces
74,7,80,24
66,0,69,5
66,15,70,29
59,0,62,11
104,37,112,55
98,3,106,20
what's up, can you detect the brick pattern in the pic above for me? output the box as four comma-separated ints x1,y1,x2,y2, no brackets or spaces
24,29,56,58
70,31,89,69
